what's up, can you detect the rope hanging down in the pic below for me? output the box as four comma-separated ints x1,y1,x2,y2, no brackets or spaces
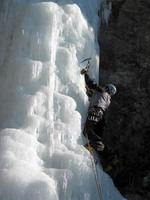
85,128,103,200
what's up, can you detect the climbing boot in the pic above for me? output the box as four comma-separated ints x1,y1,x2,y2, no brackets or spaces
85,141,105,152
104,156,119,172
104,155,120,179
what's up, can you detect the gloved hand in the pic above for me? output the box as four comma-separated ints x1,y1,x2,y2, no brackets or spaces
85,85,93,97
80,67,89,75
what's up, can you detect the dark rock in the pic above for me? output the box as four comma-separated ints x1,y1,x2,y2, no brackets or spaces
99,0,150,198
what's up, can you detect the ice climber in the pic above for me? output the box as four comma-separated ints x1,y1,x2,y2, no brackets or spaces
81,66,120,176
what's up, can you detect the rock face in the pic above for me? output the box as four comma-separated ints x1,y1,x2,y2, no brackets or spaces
99,0,150,199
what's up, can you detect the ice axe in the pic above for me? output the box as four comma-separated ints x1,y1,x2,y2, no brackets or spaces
80,57,91,74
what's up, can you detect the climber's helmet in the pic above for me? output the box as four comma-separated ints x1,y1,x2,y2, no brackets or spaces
104,84,116,96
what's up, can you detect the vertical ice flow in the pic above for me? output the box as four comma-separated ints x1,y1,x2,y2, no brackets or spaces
0,0,126,200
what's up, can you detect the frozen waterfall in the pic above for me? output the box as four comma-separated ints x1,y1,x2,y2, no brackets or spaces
0,0,126,199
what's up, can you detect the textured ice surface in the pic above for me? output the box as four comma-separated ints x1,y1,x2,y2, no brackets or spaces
0,0,126,199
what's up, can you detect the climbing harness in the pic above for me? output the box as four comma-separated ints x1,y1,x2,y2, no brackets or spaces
88,107,103,122
85,127,103,200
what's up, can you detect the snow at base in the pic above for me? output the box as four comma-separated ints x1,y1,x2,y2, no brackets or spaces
0,0,126,200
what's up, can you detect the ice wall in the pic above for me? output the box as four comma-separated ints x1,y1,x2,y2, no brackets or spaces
0,0,125,200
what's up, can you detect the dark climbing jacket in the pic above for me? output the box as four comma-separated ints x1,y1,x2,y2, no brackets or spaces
84,74,111,113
